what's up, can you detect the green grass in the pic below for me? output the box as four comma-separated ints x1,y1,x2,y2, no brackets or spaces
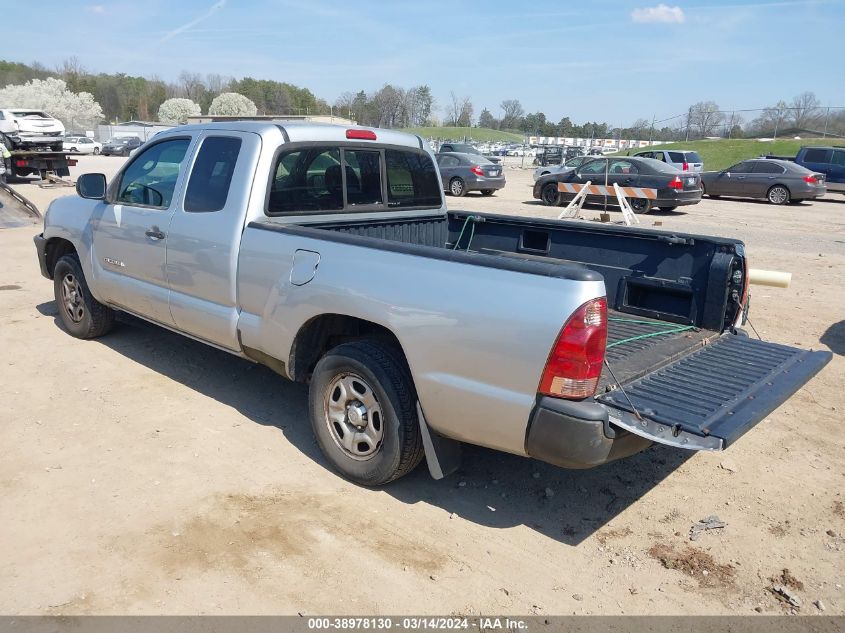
632,138,845,170
401,126,525,143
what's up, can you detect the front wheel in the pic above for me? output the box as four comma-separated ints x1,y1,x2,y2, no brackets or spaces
93,147,100,155
53,254,115,339
541,182,562,206
767,185,790,205
309,341,424,486
449,178,466,197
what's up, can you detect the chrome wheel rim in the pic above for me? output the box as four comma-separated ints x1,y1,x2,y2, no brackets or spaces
324,373,384,460
61,273,85,323
769,187,787,204
451,180,463,195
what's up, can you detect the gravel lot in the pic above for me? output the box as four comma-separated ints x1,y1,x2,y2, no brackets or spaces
1,155,843,615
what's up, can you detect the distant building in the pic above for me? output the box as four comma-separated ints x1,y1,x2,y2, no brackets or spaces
185,114,355,126
97,121,175,142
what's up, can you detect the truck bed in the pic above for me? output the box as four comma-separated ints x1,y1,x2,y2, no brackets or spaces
306,209,746,335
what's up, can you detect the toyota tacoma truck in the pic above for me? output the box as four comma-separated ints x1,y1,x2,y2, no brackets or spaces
33,122,831,486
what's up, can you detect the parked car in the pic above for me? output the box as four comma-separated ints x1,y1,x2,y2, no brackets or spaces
34,122,829,486
63,136,102,155
700,159,825,205
633,149,703,172
0,109,65,151
436,152,505,196
437,142,500,164
100,136,142,156
533,155,596,181
789,146,845,195
534,156,702,213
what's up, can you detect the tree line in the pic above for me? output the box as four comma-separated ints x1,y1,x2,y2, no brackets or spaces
2,58,843,139
0,58,329,123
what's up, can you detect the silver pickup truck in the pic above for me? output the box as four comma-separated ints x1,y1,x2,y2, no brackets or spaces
34,122,831,486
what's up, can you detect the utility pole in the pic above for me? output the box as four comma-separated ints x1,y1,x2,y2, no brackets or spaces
648,114,655,145
823,107,830,138
684,106,692,142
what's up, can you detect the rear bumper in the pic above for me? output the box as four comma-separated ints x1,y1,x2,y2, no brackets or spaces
525,397,652,469
33,233,50,279
466,176,506,191
792,184,827,199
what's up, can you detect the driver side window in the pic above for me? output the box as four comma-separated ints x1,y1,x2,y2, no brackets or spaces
115,138,190,209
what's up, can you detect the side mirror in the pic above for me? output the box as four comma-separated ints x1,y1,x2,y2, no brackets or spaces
76,173,107,199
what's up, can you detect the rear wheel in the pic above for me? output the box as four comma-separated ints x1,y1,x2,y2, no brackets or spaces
629,198,653,214
53,254,115,339
449,178,466,197
308,341,424,486
481,189,495,196
50,143,63,152
658,205,678,212
767,185,790,205
541,182,562,206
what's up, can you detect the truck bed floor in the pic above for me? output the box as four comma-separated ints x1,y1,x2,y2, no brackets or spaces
600,311,717,390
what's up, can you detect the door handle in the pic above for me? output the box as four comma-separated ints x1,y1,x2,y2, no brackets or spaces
145,227,165,240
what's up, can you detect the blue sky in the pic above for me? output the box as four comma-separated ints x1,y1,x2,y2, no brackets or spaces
3,0,843,125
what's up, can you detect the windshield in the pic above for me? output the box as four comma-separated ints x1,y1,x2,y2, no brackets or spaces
468,155,494,165
108,138,131,145
12,111,51,118
450,144,479,154
686,152,703,163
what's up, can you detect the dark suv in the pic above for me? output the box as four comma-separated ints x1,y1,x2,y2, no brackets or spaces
793,146,845,194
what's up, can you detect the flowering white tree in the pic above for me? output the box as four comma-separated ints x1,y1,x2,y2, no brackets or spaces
208,92,257,117
0,77,103,130
157,98,202,125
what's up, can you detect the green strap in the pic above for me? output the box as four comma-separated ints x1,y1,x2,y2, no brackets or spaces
606,325,695,349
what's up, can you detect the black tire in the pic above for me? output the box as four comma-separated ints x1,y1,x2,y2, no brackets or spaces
541,182,562,206
481,189,495,196
658,205,678,212
449,177,467,197
93,147,100,155
767,185,790,205
629,198,653,214
53,254,115,339
308,341,424,486
50,143,63,152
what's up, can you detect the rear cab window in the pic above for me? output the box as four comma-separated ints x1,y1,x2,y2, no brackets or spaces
267,144,441,215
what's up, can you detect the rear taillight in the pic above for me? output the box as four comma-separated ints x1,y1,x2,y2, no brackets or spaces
15,159,27,167
668,176,683,190
803,175,817,183
682,162,689,171
538,298,607,400
470,165,484,177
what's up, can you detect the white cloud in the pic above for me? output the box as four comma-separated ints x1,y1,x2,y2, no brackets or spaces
631,4,685,23
86,4,106,13
160,0,227,43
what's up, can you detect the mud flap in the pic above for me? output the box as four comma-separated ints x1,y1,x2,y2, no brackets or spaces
596,334,831,450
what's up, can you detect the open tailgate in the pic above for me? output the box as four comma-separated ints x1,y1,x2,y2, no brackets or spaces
596,334,831,450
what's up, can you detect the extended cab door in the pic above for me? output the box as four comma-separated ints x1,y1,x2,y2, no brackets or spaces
92,136,194,325
165,130,261,350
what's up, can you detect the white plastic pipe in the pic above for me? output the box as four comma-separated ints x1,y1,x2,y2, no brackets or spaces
748,268,791,288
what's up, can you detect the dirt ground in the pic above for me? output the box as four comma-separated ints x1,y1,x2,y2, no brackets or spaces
1,156,843,616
